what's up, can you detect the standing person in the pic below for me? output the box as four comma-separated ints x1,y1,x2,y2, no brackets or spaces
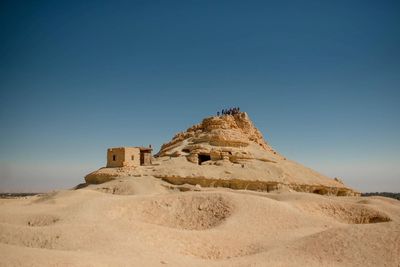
217,111,220,116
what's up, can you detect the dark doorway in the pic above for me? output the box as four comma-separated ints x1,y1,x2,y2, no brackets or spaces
140,151,144,165
198,154,211,165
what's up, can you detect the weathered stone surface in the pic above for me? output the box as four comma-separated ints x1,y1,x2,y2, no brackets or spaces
85,112,360,196
157,112,274,157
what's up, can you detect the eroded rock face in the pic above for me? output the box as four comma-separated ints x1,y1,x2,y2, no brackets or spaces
85,112,360,196
156,112,281,164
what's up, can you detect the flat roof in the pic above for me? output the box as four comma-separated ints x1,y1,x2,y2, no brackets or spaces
107,146,152,151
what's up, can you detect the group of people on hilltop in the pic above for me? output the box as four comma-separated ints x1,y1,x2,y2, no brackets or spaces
217,107,240,116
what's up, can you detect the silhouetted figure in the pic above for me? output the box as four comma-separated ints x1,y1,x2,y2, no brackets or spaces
217,111,220,116
219,107,243,116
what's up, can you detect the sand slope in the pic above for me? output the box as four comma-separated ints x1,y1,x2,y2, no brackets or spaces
0,177,399,267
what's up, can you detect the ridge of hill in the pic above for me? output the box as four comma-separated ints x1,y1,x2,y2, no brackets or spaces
85,112,359,196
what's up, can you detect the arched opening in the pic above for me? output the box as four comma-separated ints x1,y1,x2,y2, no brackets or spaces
198,154,211,165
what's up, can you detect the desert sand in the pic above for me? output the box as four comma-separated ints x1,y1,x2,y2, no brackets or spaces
0,177,399,266
1,113,399,266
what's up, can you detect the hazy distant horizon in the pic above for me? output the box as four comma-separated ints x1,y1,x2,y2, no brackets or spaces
1,112,399,193
1,0,399,193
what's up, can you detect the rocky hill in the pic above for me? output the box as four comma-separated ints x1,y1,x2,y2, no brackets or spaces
85,112,359,196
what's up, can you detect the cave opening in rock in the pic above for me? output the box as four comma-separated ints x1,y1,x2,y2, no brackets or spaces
198,154,211,165
313,189,325,195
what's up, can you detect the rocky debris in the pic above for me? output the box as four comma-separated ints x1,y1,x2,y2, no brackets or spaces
155,175,358,196
156,112,281,164
85,167,137,184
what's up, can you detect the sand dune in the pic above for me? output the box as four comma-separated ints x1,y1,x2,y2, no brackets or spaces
0,177,399,266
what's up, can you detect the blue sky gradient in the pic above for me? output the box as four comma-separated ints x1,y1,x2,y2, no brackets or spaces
1,0,399,192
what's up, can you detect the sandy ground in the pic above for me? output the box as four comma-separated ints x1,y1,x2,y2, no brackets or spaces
0,177,399,267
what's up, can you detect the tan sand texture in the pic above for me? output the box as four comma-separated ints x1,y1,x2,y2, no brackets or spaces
0,177,399,266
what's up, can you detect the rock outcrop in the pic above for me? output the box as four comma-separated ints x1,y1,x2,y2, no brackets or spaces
85,112,360,196
156,112,280,163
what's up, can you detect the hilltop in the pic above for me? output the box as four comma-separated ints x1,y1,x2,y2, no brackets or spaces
86,112,359,196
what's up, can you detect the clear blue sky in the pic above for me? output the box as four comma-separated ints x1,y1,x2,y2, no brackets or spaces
0,0,399,192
